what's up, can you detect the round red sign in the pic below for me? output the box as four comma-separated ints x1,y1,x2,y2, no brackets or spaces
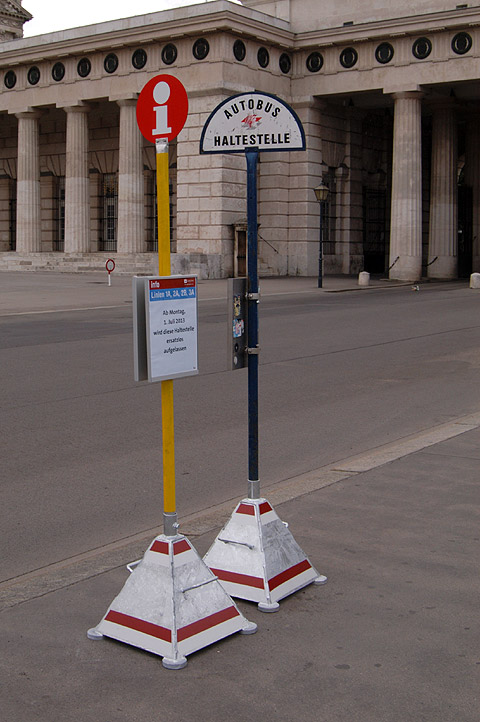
105,258,115,273
136,74,188,144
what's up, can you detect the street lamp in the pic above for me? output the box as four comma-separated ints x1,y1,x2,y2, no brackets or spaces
313,182,330,288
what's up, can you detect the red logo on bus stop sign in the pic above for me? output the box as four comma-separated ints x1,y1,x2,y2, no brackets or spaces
136,74,188,144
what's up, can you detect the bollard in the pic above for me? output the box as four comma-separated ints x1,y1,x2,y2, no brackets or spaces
358,271,370,287
470,273,480,289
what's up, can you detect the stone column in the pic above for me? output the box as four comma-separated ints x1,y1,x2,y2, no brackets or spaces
465,116,480,272
334,164,351,274
16,111,41,253
428,103,457,278
117,99,144,253
64,105,90,253
389,92,423,281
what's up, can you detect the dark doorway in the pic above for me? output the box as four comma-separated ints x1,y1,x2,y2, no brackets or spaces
363,188,388,274
458,185,472,278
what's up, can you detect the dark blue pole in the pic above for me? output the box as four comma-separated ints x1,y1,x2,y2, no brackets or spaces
245,149,260,499
318,200,324,289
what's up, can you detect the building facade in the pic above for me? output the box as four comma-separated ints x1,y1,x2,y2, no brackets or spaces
1,0,480,280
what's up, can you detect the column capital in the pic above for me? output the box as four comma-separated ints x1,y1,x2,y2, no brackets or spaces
63,103,90,114
15,109,43,120
335,164,349,180
116,97,138,108
290,95,317,111
390,91,424,102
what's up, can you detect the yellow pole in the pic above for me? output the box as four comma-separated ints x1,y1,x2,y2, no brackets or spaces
156,139,177,526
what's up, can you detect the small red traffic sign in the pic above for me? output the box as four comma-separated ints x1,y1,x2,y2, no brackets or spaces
105,258,115,273
136,74,188,144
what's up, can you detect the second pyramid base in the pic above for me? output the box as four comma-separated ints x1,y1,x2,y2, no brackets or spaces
203,498,327,610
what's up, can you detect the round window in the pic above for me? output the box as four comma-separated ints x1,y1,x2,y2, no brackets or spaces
27,66,40,86
340,47,358,69
306,52,323,73
257,47,269,68
4,70,17,89
162,44,178,65
279,53,291,74
52,62,65,82
104,53,118,74
233,39,246,62
375,43,394,65
452,32,472,55
412,37,432,60
132,48,147,70
77,58,91,78
193,38,209,60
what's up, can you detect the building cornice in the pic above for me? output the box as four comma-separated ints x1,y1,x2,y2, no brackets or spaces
2,1,479,65
0,1,293,65
295,6,480,49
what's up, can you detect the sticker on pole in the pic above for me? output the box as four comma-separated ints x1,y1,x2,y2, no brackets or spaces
200,91,305,154
144,276,198,382
136,74,188,144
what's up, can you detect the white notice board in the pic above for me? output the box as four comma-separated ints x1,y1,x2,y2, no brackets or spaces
145,276,198,382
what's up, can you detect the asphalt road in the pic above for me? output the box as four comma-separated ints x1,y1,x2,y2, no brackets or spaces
2,280,480,582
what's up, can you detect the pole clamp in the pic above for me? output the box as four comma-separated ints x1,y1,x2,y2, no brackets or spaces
247,346,260,355
247,292,260,301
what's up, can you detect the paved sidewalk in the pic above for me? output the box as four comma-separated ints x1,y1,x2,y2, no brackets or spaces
1,270,477,720
1,422,478,722
0,270,422,315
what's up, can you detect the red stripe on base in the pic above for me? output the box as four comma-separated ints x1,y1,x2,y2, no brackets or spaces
259,502,273,515
177,606,240,642
173,539,190,555
150,540,169,554
105,610,172,642
210,567,264,590
268,559,312,591
236,503,255,516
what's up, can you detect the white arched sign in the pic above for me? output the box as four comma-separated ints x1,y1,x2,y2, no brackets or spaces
200,92,306,154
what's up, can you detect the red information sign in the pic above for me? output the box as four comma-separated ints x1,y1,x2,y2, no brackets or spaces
136,74,188,144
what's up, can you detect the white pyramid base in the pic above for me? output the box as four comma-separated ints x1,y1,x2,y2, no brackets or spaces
203,498,327,611
88,533,257,668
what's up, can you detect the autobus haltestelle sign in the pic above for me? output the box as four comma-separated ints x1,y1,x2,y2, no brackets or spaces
200,92,306,154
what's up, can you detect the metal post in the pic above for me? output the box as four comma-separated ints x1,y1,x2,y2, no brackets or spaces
156,138,178,538
245,149,260,500
314,183,329,289
318,200,324,289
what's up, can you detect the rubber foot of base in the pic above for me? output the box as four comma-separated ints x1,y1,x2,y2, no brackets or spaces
258,601,280,613
240,620,258,635
162,656,187,670
87,628,104,640
313,575,328,585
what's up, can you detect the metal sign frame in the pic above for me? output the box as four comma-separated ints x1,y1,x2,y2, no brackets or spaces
133,275,198,383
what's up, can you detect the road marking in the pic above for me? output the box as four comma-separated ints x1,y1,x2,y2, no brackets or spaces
0,304,129,317
1,411,480,611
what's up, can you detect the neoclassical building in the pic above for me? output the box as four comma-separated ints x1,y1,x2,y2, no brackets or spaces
1,0,480,280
